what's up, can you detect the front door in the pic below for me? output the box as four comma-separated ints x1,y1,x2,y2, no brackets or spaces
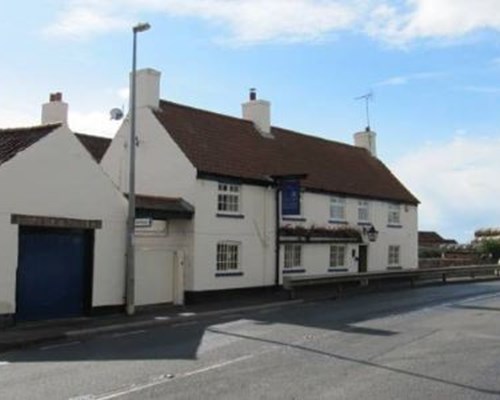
358,245,368,273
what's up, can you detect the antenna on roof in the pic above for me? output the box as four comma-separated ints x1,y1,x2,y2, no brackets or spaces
110,107,124,121
354,90,374,130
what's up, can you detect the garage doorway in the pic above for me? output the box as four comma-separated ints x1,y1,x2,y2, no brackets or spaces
16,227,94,321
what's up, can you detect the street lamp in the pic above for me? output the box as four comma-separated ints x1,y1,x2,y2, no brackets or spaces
125,22,151,316
363,225,379,242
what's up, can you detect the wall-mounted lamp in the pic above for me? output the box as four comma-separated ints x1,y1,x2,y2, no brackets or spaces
363,225,379,242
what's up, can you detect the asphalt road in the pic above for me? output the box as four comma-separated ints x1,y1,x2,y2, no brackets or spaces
1,281,500,400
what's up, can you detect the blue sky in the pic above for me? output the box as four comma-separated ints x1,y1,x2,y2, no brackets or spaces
1,0,500,242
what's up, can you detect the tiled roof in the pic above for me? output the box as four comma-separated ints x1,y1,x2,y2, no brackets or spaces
75,133,111,162
419,231,457,245
0,124,60,166
153,101,419,204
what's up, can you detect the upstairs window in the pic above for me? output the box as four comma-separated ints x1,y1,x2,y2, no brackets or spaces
330,245,346,268
388,204,401,225
330,197,346,221
358,200,369,222
216,242,240,272
284,244,302,269
218,183,240,213
388,245,400,266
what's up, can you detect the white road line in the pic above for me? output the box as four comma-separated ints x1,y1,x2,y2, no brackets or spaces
40,341,80,351
111,330,147,338
94,355,254,400
0,361,10,367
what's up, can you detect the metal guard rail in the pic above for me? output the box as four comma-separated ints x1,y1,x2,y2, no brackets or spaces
283,264,500,299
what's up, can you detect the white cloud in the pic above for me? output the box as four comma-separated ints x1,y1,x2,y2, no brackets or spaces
461,85,500,94
375,71,444,86
392,133,500,242
45,0,360,43
367,0,500,45
44,1,500,45
0,109,38,129
69,110,121,137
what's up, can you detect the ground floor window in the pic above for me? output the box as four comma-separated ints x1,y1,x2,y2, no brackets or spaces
388,245,400,266
284,244,302,269
216,242,240,272
330,245,346,268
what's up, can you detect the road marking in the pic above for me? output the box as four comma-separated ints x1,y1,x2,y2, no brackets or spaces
94,355,254,400
40,341,80,351
111,330,147,338
0,361,10,367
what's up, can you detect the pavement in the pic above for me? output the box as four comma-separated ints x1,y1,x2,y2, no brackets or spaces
0,289,304,354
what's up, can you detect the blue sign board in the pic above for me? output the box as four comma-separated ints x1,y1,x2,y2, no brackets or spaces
281,180,301,215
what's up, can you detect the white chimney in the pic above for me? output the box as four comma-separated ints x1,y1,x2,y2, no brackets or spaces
354,127,377,157
242,89,272,138
41,92,68,125
131,68,161,109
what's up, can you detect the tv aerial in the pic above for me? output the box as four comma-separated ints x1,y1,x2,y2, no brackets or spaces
355,90,374,130
109,107,124,121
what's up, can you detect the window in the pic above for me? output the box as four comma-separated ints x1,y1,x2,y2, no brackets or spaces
388,204,401,225
388,245,400,266
358,200,369,222
216,242,240,272
284,244,302,269
330,245,346,268
330,197,346,221
218,183,240,213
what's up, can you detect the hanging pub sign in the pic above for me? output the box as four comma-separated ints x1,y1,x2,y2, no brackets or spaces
281,179,301,215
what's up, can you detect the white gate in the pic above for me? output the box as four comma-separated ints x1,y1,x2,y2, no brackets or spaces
135,248,182,306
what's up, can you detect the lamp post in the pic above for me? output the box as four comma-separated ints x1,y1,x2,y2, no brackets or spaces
125,22,151,316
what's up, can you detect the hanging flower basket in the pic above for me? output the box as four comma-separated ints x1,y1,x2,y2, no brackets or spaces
279,224,362,242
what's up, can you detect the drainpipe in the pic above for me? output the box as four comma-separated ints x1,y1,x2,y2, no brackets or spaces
275,186,281,287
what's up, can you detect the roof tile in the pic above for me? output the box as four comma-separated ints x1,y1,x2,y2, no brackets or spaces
153,101,419,204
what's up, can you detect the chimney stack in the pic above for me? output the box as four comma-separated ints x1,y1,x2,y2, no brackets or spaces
354,127,377,157
242,88,272,138
131,68,161,109
41,92,68,125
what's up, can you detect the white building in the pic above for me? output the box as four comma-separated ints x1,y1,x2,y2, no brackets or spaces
0,93,128,324
101,68,419,302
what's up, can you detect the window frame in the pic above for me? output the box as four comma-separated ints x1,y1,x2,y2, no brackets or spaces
330,196,346,222
330,244,347,268
388,245,400,266
388,203,401,226
216,241,241,274
283,244,302,270
357,200,370,223
217,182,241,215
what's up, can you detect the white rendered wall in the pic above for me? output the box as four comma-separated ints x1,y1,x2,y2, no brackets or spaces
0,127,127,315
191,180,276,292
101,109,197,203
190,183,418,292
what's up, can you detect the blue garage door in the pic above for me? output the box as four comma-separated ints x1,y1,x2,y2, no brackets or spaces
16,227,93,321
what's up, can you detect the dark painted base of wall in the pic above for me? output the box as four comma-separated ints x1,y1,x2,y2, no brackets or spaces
89,304,125,317
0,314,14,328
184,285,284,305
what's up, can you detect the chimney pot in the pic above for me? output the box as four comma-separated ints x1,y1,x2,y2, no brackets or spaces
50,92,62,102
249,88,257,101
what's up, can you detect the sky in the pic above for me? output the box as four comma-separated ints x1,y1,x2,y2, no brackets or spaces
1,0,500,243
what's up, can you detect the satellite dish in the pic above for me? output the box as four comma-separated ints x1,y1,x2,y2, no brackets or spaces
110,108,124,121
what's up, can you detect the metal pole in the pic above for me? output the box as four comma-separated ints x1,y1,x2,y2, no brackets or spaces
275,186,280,287
125,22,150,316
